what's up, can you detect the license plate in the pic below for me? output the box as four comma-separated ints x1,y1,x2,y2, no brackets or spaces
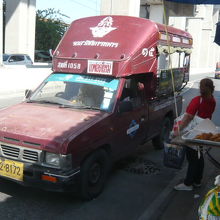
0,158,24,181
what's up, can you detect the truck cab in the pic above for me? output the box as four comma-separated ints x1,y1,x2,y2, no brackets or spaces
0,16,192,200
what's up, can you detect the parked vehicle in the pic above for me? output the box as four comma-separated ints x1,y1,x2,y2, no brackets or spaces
0,16,192,200
35,50,52,62
3,54,33,65
215,61,220,79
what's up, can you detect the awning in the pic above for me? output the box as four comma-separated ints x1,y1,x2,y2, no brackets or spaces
214,22,220,46
165,0,220,4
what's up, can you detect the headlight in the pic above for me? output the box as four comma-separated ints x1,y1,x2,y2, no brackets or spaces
44,152,72,169
45,152,60,167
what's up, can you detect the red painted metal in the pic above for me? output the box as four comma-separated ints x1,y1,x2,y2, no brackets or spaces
0,16,192,192
53,15,192,77
0,103,108,153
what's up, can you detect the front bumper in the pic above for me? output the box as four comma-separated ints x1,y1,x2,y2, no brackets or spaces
0,159,81,192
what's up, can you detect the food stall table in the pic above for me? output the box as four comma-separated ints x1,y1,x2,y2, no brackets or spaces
170,135,220,169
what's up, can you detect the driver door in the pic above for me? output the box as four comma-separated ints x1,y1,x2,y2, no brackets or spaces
112,76,148,158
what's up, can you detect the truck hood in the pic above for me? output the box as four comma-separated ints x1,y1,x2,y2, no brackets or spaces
0,103,108,151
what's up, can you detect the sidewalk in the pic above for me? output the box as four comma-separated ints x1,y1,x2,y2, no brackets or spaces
136,147,220,220
0,64,52,97
159,148,220,220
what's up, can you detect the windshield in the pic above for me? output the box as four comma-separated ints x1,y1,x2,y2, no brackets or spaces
29,73,119,112
3,54,9,61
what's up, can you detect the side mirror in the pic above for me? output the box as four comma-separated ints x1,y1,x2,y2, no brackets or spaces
118,101,133,113
25,89,32,98
9,58,14,63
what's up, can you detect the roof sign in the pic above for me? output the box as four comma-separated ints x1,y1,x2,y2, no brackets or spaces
90,16,117,38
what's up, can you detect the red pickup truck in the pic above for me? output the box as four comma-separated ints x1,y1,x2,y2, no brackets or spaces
0,16,192,200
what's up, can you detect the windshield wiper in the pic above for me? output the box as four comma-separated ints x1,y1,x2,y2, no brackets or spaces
27,100,60,105
79,106,100,110
59,105,100,110
59,104,76,109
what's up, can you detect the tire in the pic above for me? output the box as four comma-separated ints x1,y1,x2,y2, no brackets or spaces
80,149,109,200
152,117,172,150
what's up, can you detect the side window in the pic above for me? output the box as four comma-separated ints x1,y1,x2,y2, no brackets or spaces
158,46,189,70
10,55,25,62
159,51,182,69
179,52,185,68
183,54,190,67
120,79,132,101
121,75,146,108
16,55,25,61
9,56,16,62
26,56,31,61
158,53,168,70
169,52,180,68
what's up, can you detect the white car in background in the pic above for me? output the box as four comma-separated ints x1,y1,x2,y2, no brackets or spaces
3,54,33,66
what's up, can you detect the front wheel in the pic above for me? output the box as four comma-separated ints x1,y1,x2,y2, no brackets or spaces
80,149,109,200
152,117,172,150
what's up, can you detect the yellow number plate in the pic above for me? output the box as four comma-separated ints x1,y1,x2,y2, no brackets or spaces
0,158,24,181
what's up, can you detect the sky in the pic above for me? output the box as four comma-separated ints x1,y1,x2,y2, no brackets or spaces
36,0,101,24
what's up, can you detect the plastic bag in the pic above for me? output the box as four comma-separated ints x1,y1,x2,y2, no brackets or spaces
172,114,204,135
164,114,204,169
163,141,186,169
198,186,220,220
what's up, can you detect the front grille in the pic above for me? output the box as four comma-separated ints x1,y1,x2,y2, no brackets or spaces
1,145,19,158
0,142,42,163
23,150,38,162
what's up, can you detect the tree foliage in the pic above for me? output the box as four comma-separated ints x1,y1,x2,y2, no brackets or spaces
35,8,69,51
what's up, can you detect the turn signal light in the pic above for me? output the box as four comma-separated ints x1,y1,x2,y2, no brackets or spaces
41,175,57,183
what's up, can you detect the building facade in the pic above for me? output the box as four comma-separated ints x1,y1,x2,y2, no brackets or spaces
169,5,220,74
0,0,220,73
101,0,220,74
3,0,36,62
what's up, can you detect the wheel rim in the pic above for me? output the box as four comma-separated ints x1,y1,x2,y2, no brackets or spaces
88,162,101,185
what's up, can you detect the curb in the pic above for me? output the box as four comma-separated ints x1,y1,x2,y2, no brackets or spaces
137,166,187,220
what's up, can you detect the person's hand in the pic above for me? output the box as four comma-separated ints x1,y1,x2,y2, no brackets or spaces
172,129,181,138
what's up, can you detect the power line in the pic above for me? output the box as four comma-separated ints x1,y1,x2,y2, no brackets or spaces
69,0,98,12
84,0,97,4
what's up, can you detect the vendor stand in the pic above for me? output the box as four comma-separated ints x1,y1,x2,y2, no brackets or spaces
170,119,220,169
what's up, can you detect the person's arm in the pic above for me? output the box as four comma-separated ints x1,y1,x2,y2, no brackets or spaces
174,113,194,136
173,96,199,137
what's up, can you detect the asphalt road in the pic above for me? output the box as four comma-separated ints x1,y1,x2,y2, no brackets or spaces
0,73,219,220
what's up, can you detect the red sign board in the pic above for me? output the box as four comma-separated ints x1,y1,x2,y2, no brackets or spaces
88,60,113,75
